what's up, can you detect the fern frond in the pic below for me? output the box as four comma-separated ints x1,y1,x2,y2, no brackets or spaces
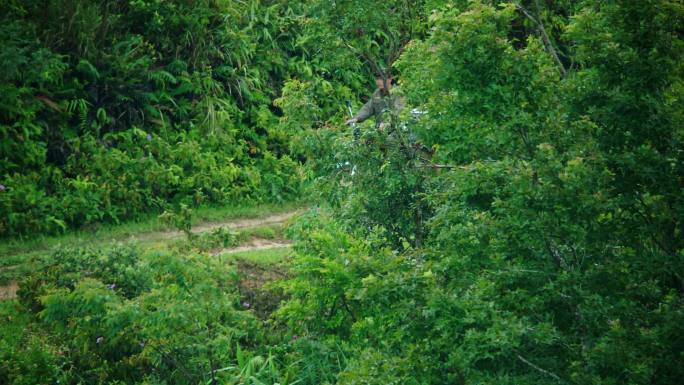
148,70,177,88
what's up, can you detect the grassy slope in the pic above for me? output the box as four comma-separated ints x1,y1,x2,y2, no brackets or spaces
0,201,306,285
226,246,293,265
0,201,305,258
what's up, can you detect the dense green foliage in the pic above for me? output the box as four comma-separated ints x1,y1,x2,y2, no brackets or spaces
4,245,342,385
3,0,684,384
277,0,684,383
0,0,370,236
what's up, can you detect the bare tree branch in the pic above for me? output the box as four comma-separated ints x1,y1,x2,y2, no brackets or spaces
515,2,567,77
517,354,563,382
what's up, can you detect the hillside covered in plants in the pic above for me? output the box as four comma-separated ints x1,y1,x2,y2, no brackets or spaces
0,0,369,236
2,0,684,384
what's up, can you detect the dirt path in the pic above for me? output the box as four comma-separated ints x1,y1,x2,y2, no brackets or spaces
130,211,300,243
0,209,302,301
0,281,18,300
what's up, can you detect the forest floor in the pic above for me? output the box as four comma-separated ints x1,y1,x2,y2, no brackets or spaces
0,202,307,300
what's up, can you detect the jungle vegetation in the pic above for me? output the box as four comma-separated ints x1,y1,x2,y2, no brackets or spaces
1,0,683,384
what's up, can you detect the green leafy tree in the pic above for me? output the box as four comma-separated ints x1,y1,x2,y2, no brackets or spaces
280,1,684,384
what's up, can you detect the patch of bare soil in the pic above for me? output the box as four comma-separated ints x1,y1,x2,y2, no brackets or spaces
0,281,18,300
131,211,300,243
236,260,288,318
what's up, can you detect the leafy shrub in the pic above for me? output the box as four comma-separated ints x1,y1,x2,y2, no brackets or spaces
11,245,269,385
0,332,66,385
